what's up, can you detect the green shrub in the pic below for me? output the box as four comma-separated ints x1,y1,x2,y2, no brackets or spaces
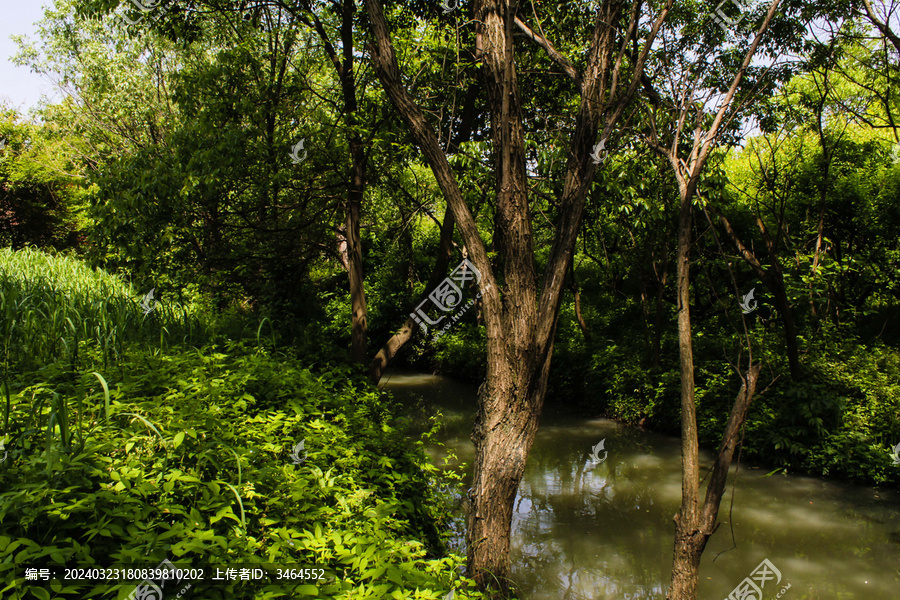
0,344,483,599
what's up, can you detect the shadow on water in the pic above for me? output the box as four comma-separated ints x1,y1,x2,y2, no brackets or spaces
381,370,900,600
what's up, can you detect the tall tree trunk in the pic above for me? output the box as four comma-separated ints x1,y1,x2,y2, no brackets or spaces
668,188,764,599
636,2,781,597
347,146,367,363
364,0,669,594
464,3,539,591
669,193,703,599
343,0,368,364
304,0,369,363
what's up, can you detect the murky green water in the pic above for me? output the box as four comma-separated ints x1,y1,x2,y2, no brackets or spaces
382,371,900,600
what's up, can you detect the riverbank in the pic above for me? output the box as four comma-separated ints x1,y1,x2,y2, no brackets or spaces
402,324,900,488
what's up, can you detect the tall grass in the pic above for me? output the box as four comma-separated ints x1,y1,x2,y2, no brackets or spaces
0,246,207,376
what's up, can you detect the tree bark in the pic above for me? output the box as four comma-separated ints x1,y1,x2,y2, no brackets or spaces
669,192,702,600
301,0,369,363
364,0,671,594
343,1,368,364
466,349,552,595
669,182,764,598
346,167,367,363
668,361,762,599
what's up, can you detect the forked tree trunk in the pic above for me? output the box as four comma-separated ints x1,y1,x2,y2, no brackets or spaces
364,0,670,594
668,359,762,599
661,6,780,594
669,185,763,598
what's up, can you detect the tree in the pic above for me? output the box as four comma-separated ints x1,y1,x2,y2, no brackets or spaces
364,0,673,593
635,0,809,596
0,108,83,250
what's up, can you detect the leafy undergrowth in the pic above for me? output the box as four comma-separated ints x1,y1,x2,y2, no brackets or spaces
0,246,209,375
0,343,481,599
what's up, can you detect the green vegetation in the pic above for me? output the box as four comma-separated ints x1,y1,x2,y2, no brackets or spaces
0,248,475,599
2,0,900,597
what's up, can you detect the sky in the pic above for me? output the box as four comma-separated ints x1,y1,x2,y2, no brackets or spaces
0,0,58,114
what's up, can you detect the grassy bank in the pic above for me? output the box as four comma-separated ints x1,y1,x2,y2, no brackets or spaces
0,248,481,599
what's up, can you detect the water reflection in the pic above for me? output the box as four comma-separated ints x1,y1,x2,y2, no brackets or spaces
382,371,900,600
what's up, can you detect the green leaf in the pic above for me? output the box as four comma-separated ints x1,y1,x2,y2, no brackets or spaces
293,585,318,595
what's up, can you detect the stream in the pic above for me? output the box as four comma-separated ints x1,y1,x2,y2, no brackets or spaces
382,371,900,600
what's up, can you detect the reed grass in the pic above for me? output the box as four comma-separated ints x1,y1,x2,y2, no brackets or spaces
0,246,207,376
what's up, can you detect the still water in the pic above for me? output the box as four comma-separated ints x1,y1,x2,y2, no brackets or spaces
382,371,900,600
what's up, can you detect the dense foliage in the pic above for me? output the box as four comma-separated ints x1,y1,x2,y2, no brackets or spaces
2,0,900,597
0,248,477,599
